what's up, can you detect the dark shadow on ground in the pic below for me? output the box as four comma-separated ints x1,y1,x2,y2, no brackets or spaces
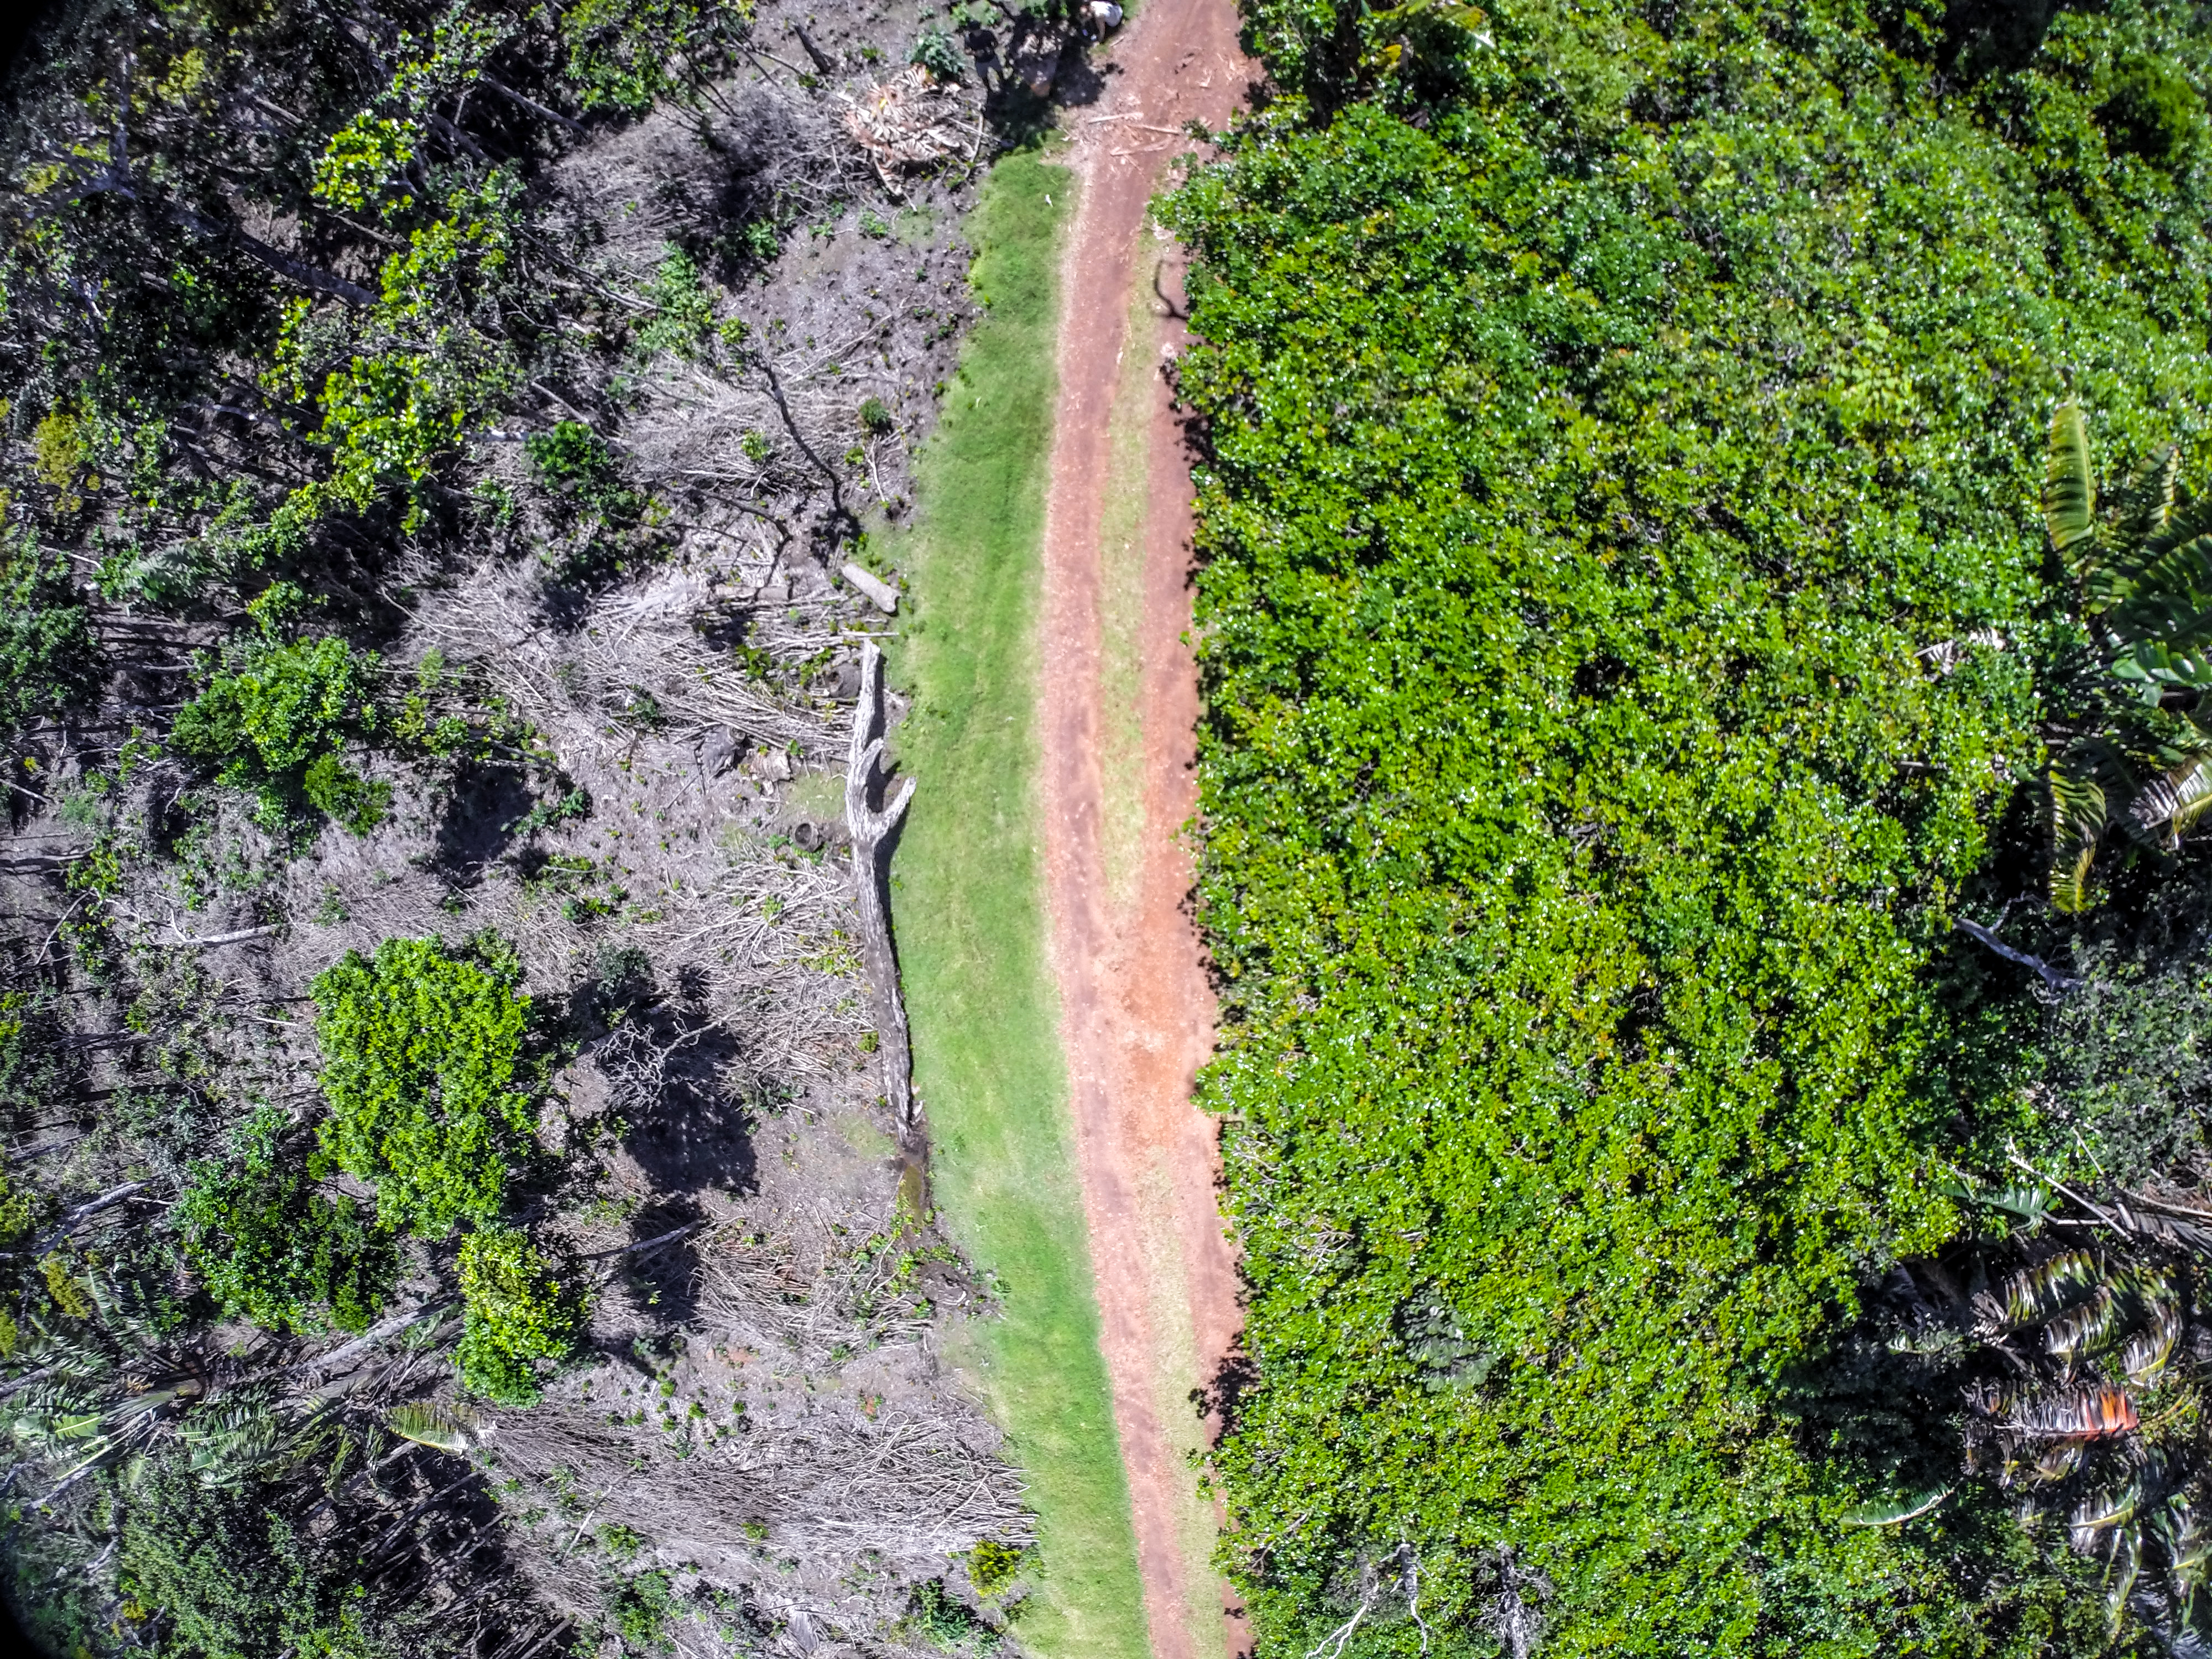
431,764,534,884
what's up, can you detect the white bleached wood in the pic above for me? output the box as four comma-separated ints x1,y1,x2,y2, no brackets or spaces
843,642,917,1142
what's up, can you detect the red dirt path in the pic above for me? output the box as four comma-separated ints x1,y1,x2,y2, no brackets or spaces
1039,4,1254,1658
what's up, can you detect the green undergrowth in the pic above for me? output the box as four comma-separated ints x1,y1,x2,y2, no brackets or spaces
888,145,1151,1659
1166,0,2212,1650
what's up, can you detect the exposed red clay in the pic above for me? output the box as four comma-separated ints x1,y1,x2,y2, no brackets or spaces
1037,4,1254,1657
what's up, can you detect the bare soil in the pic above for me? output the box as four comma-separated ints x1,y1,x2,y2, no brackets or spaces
1036,6,1256,1658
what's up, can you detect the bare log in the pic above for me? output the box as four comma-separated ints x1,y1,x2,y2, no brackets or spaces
844,643,917,1151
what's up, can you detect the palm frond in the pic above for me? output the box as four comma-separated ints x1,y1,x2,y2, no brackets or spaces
2124,748,2212,848
2124,1293,2182,1385
2161,1502,2212,1593
2072,1478,2143,1536
2051,843,2097,913
2009,1385,2140,1439
1985,1182,2059,1228
385,1401,472,1453
2108,1528,2143,1633
2116,445,2180,542
2001,1250,2101,1327
2044,1283,2117,1359
2033,1441,2083,1483
2047,400,2099,566
1841,1485,1954,1527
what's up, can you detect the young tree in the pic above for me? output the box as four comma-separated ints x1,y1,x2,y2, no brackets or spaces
312,935,537,1237
180,1107,397,1335
454,1223,588,1404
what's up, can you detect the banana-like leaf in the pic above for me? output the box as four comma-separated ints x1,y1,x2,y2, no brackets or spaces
385,1401,471,1453
2047,400,2099,566
2110,638,2212,700
1841,1485,1954,1527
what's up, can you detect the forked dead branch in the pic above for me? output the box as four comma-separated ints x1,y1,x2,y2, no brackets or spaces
844,641,917,1150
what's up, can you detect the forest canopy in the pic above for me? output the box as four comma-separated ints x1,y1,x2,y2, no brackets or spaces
1168,0,2212,1649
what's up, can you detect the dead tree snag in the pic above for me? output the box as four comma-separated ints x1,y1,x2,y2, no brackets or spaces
844,641,920,1157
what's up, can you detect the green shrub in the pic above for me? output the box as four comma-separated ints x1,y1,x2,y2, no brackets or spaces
965,1540,1023,1598
301,753,392,835
607,1567,677,1652
1163,0,2212,1647
116,1461,412,1659
455,1223,587,1404
0,983,74,1121
737,219,780,263
909,30,964,84
526,419,619,498
0,538,98,744
312,935,536,1237
561,0,747,113
2102,50,2204,163
859,396,895,436
180,1108,396,1335
171,634,383,810
635,246,714,361
906,1580,998,1652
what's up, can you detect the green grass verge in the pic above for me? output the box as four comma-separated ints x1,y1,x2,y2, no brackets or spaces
884,145,1151,1659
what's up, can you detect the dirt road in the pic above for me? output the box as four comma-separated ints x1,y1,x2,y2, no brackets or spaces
1039,4,1254,1658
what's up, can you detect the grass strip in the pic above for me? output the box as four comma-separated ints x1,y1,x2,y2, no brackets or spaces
885,145,1151,1659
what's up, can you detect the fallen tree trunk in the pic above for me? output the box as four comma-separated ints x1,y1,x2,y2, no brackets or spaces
844,642,919,1165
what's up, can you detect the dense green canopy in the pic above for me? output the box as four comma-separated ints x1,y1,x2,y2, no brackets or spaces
1166,0,2212,1647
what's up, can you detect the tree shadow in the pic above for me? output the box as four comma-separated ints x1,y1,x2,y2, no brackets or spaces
615,1021,759,1200
1192,1345,1258,1446
571,951,763,1206
1937,0,2065,77
430,764,534,885
608,1201,710,1328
